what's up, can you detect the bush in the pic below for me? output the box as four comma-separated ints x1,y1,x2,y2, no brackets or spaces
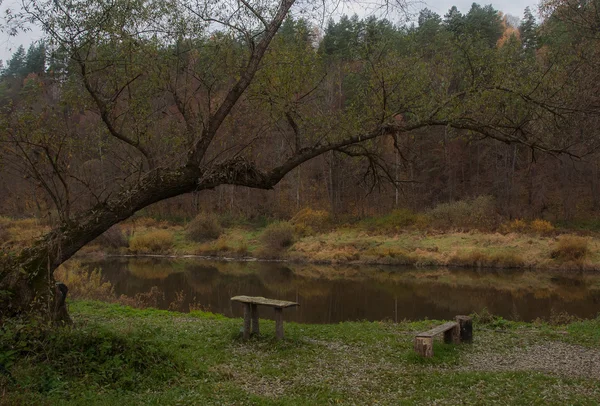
499,219,528,234
186,212,222,242
54,261,114,301
429,195,497,231
129,230,174,253
291,208,331,235
550,236,589,261
530,219,554,235
0,320,179,391
94,225,128,249
261,221,295,251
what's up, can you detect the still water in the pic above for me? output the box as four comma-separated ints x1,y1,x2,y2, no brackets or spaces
89,257,600,323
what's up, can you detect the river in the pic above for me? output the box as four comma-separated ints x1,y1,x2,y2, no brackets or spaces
86,257,600,323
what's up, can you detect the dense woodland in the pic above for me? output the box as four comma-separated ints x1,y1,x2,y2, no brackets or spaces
1,2,599,223
1,0,600,320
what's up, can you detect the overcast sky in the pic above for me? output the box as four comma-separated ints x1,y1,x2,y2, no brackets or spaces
0,0,539,65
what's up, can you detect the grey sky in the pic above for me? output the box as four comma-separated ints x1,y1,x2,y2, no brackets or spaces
0,0,539,65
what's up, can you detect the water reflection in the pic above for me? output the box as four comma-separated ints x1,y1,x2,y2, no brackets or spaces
88,257,600,323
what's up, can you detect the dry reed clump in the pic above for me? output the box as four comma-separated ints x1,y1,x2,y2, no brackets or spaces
550,236,589,261
530,219,554,235
261,221,295,251
186,212,222,242
291,208,331,235
117,287,165,309
428,195,498,231
448,250,525,268
129,230,174,253
54,261,115,301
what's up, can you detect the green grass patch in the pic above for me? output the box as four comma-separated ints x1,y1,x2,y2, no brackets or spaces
2,302,599,404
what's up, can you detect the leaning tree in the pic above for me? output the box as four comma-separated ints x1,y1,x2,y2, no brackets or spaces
0,0,594,322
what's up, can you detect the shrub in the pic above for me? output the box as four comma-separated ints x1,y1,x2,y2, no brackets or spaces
0,320,179,391
429,195,497,231
550,236,589,261
291,208,330,235
499,218,528,234
94,225,128,249
54,261,114,301
186,212,222,242
530,219,554,235
261,221,295,251
129,230,174,253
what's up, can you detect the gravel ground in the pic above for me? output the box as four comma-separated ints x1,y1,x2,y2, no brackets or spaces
461,340,600,379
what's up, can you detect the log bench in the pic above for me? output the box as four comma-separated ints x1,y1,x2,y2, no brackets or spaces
231,296,299,340
414,316,472,357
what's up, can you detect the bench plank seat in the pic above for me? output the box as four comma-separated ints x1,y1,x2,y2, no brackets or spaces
416,321,458,338
231,295,299,308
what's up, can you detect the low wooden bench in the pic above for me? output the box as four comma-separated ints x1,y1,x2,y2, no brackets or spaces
414,316,472,357
231,296,299,340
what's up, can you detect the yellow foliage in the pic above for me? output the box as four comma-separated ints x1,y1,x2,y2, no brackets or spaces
500,219,528,234
530,219,554,235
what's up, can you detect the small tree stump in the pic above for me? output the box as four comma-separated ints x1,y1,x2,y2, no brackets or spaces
52,282,72,325
456,315,473,343
444,325,460,344
414,336,433,357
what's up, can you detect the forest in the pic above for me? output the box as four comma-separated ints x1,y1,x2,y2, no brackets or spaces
1,2,599,223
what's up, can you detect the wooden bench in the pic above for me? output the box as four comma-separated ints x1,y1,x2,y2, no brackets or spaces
414,316,472,357
231,296,299,340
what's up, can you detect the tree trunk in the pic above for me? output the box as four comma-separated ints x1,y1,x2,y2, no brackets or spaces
0,165,202,321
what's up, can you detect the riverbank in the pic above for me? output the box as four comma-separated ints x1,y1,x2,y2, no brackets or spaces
1,301,599,404
4,213,600,271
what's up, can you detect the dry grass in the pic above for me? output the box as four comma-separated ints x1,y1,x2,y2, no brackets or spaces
448,250,525,268
551,236,589,261
129,230,174,253
54,261,115,301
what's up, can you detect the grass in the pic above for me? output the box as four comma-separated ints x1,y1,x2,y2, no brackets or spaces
6,213,600,270
1,301,599,404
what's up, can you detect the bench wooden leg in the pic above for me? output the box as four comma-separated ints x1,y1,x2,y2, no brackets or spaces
456,315,473,343
414,337,433,357
251,304,260,336
274,307,284,340
243,303,251,340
